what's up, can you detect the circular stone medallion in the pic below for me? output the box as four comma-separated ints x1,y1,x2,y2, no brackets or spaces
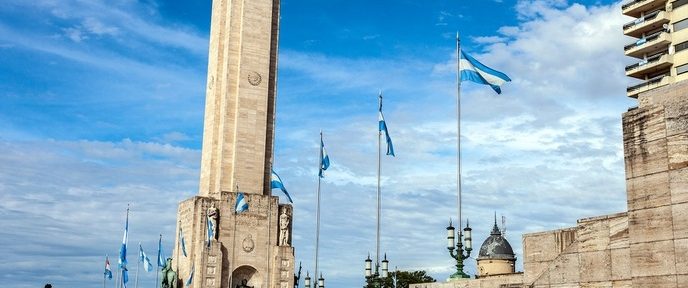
242,235,255,253
247,71,262,86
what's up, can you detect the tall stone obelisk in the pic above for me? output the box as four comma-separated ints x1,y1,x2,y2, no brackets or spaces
174,0,294,287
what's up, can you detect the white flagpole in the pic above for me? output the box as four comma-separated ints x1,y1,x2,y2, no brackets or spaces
376,92,382,270
314,131,323,286
456,32,463,231
135,243,140,288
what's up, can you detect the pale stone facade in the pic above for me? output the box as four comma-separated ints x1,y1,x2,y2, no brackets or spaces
412,76,688,288
172,0,294,287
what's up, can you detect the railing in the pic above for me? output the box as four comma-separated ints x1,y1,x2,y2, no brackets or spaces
627,74,667,92
625,53,663,71
623,10,661,30
624,30,665,51
622,0,647,10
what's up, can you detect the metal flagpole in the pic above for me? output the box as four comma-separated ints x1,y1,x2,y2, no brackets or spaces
135,243,140,288
376,92,382,271
314,131,323,285
155,234,161,288
115,265,120,288
456,32,463,233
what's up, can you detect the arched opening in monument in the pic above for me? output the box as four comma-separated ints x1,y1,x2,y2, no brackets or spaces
231,265,261,288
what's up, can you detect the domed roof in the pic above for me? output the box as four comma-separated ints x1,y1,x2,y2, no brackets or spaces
478,221,516,260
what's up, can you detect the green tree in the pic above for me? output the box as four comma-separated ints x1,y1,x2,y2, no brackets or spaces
364,270,436,288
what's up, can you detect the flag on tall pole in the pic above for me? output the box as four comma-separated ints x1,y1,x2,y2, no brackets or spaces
157,235,165,267
104,255,113,279
319,132,330,178
179,227,188,257
138,244,153,272
235,192,249,213
378,92,395,157
459,50,511,94
118,207,129,288
271,169,293,203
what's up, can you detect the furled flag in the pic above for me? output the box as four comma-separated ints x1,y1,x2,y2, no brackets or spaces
157,236,165,268
122,266,129,288
104,255,113,279
319,132,330,178
186,264,195,287
271,169,293,203
459,50,511,94
179,227,188,257
235,192,249,213
206,214,214,248
138,244,153,272
378,92,395,157
118,210,129,269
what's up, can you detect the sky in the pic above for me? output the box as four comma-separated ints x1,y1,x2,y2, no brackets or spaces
0,0,641,287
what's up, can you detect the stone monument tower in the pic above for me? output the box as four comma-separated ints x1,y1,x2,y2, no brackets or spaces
173,0,294,287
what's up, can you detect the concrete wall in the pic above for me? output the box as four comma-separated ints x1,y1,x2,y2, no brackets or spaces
624,81,688,287
477,259,516,278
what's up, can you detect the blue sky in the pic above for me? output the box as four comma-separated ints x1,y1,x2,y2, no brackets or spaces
0,0,640,287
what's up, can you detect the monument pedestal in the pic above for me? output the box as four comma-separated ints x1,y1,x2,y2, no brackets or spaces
174,193,294,288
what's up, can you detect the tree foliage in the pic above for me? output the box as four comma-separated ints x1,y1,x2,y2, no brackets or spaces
364,270,436,288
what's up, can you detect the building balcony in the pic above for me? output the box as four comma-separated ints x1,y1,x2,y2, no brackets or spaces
625,53,672,79
624,31,671,58
623,10,669,38
626,74,670,98
622,0,667,18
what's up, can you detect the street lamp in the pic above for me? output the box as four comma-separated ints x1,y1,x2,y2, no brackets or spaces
304,272,311,288
447,219,472,279
318,273,325,288
364,253,390,287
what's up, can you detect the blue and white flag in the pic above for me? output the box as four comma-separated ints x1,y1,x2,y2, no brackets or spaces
118,210,129,269
319,133,330,178
378,93,395,157
186,264,195,287
104,255,113,279
459,50,511,94
271,169,293,203
157,236,165,268
179,227,188,257
122,266,129,288
138,244,153,272
235,192,249,213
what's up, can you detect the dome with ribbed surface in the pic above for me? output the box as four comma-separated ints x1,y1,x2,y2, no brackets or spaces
477,222,516,260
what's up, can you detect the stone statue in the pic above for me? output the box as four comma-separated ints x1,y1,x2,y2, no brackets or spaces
279,209,290,246
236,279,254,288
207,202,219,240
160,258,178,288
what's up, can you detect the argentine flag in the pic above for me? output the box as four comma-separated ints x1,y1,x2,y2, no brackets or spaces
157,237,165,268
186,264,195,287
179,227,188,257
271,169,293,203
459,50,511,94
118,211,129,269
235,192,249,213
138,244,153,272
378,93,395,157
104,255,113,279
319,134,330,178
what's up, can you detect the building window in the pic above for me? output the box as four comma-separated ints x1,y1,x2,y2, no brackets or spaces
676,41,688,53
677,64,688,75
674,0,688,9
675,18,688,32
